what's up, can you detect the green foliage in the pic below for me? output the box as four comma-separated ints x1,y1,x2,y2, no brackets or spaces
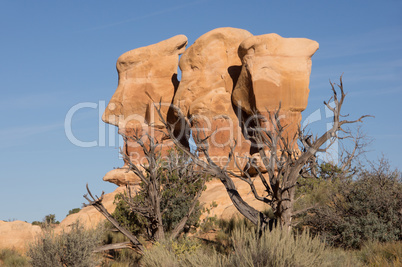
44,214,58,224
27,221,103,267
111,193,147,236
31,214,60,228
158,148,206,233
0,249,29,266
299,158,402,249
66,208,81,217
112,148,206,238
31,221,42,226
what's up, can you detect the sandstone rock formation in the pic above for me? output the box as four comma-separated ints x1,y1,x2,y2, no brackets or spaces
0,220,41,253
103,167,141,186
173,28,253,169
56,186,125,232
101,27,318,215
102,35,188,183
102,34,187,129
232,33,319,145
199,178,267,221
0,29,318,254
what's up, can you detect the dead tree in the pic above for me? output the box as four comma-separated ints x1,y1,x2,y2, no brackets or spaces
158,76,370,231
120,132,207,240
83,185,144,253
85,129,207,248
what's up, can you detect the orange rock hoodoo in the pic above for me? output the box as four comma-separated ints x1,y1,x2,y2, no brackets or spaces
102,27,318,185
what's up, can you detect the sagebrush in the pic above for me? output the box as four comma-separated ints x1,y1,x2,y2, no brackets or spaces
27,221,103,267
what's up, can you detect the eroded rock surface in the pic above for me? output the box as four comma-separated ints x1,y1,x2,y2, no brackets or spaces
56,186,126,232
233,34,319,144
102,34,187,129
0,220,41,253
173,28,253,170
103,167,141,186
102,27,318,186
102,35,188,180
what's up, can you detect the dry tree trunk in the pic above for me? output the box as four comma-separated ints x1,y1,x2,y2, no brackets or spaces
156,76,370,232
83,185,145,253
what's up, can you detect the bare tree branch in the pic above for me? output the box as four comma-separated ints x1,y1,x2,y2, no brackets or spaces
83,184,144,253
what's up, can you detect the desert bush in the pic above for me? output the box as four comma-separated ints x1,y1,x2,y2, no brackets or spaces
141,223,360,267
66,208,81,217
301,158,402,249
0,248,29,266
294,166,342,213
27,221,103,267
100,228,142,267
31,220,42,226
44,214,58,224
27,228,60,266
228,225,329,267
141,237,227,267
31,214,60,228
111,193,147,236
358,241,402,266
101,248,141,267
111,149,206,240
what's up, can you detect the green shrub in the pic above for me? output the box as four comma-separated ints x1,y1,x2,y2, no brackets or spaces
67,208,81,217
301,159,402,249
0,249,29,266
111,193,147,236
31,214,61,228
27,221,103,267
112,149,207,239
31,221,43,227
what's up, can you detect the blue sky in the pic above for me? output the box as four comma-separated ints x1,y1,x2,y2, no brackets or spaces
0,0,401,223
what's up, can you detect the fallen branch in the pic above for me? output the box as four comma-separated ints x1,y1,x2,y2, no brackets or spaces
93,242,132,253
83,184,144,253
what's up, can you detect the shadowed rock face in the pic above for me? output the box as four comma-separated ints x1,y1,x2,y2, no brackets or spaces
233,33,319,151
233,33,319,113
173,28,254,169
102,28,318,186
173,28,253,117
